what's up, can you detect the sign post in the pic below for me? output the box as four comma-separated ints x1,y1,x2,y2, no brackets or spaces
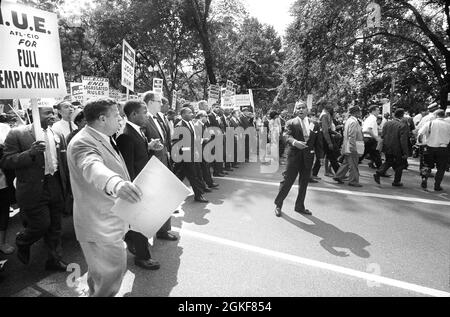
153,78,164,95
121,40,135,101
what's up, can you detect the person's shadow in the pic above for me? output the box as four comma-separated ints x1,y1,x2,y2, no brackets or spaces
283,214,371,258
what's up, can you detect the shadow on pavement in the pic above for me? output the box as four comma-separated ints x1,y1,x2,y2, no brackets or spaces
282,214,371,258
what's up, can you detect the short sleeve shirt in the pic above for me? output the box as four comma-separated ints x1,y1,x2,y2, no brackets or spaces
362,114,378,138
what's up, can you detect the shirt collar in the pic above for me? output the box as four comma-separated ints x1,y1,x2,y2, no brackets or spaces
127,120,143,134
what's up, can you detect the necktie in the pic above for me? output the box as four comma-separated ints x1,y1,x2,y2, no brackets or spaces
153,116,165,142
140,127,149,143
43,129,55,175
109,136,120,155
301,118,309,142
69,121,73,133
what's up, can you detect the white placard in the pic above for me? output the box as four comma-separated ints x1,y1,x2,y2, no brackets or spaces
172,90,177,109
0,2,66,98
307,94,313,110
121,40,135,92
112,157,191,238
70,82,84,103
234,94,251,107
382,102,391,115
82,76,109,101
153,78,163,95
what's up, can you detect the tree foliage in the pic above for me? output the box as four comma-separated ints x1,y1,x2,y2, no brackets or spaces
280,0,450,113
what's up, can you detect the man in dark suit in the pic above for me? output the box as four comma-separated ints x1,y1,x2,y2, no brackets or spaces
208,106,225,177
173,107,209,203
274,100,324,217
193,111,219,191
142,91,177,241
373,108,409,187
116,101,161,270
0,106,70,271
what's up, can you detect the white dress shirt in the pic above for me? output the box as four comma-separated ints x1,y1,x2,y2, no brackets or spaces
362,114,378,138
127,121,146,140
52,119,77,139
418,118,450,148
149,114,165,142
43,128,58,175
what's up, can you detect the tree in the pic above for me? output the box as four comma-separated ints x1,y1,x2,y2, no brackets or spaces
281,0,450,112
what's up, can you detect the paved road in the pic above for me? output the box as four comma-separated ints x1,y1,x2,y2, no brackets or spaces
1,158,449,297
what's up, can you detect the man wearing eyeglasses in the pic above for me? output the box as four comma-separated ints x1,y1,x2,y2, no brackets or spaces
142,91,177,242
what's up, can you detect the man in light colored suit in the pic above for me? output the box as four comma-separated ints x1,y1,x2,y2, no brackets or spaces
67,98,142,297
333,106,364,187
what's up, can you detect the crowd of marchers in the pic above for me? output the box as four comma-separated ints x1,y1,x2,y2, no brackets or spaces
0,95,449,296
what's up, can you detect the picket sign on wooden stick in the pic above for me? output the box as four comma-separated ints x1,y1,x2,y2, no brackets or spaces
31,98,44,141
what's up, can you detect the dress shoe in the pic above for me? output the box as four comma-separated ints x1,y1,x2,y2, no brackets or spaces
203,188,212,193
274,206,282,217
295,209,312,216
312,176,321,181
156,232,178,241
135,258,160,270
194,196,209,203
0,259,7,272
17,244,30,265
434,186,443,192
0,243,15,255
45,259,68,272
373,173,380,185
379,174,392,178
333,177,344,184
308,178,319,183
392,182,404,187
348,183,363,187
208,183,219,188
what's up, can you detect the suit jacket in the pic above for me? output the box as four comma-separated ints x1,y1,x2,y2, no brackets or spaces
342,116,364,155
116,123,150,181
172,120,198,163
381,118,409,157
67,126,130,243
284,117,324,159
0,125,70,209
143,113,170,167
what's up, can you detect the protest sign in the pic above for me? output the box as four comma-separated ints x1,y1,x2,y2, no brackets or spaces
153,78,164,95
172,90,177,109
121,40,135,92
0,2,66,98
382,102,391,115
307,94,313,111
208,84,220,106
82,76,109,101
235,94,251,107
70,82,84,103
112,157,191,238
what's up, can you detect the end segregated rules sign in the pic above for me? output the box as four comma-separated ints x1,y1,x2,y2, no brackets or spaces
0,2,66,99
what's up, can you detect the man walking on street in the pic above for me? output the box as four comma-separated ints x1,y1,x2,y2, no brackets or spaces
373,108,409,187
360,105,382,169
418,109,450,191
274,100,323,217
68,98,143,297
333,106,364,187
